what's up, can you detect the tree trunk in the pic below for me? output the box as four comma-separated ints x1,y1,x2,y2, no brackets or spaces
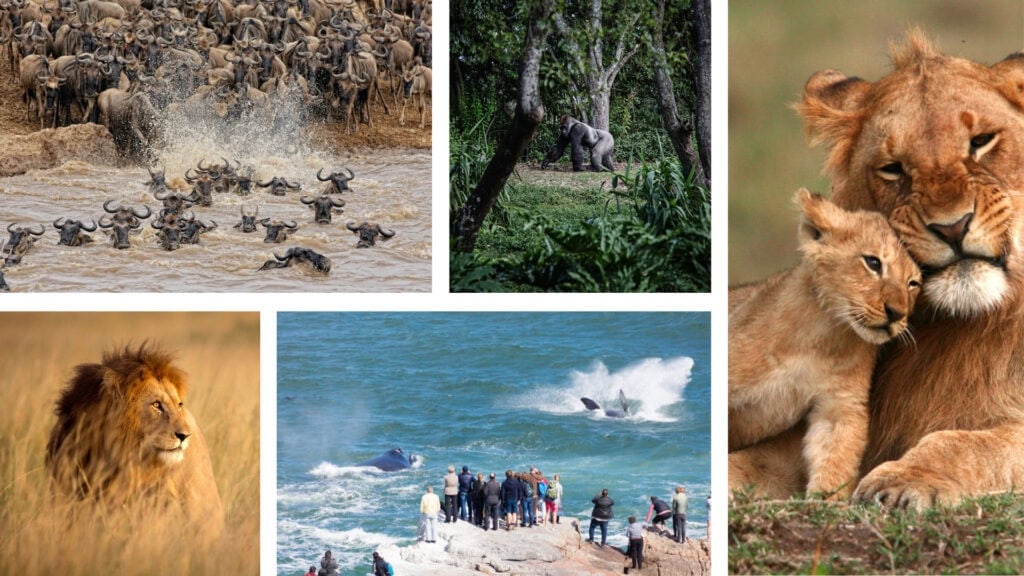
691,0,711,183
451,3,553,253
650,0,705,186
553,2,639,132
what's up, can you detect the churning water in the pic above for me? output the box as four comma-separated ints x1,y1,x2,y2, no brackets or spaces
0,95,430,292
277,312,710,575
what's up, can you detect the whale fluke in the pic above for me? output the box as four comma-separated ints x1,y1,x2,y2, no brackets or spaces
580,390,629,418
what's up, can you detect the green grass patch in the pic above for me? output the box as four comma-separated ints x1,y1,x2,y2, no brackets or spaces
729,491,1024,574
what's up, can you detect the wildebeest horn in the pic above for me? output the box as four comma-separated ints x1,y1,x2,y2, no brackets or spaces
331,197,346,207
258,218,271,227
154,190,170,200
345,221,359,231
316,168,329,181
103,199,122,213
379,227,395,238
285,220,297,229
344,167,354,180
300,195,314,205
185,168,197,182
28,224,45,235
76,53,94,62
197,159,211,172
99,217,113,228
152,219,165,229
257,179,272,187
285,180,300,189
54,217,67,228
132,205,151,219
81,220,97,232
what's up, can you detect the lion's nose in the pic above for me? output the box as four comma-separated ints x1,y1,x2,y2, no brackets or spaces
175,431,191,443
884,305,906,324
927,212,973,251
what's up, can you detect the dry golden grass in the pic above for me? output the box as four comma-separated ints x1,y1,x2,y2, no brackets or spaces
0,312,259,576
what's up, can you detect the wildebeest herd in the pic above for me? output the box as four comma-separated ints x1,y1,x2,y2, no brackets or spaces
0,0,431,291
0,159,398,291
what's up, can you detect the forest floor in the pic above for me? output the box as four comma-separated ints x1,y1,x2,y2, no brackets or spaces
729,491,1024,574
0,56,430,149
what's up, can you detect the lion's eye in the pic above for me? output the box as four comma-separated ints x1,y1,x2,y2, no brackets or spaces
863,255,883,273
969,132,998,158
878,162,903,181
178,402,184,411
152,401,163,411
909,278,921,289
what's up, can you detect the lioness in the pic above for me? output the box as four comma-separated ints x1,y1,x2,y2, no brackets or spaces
731,29,1024,510
46,344,224,537
730,189,920,499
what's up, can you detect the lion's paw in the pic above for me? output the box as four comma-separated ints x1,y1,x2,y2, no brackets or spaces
853,461,963,512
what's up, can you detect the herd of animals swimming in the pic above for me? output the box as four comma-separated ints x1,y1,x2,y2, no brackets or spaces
0,159,397,291
0,0,433,291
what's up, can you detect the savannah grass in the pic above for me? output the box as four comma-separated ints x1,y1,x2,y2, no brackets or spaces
729,490,1024,574
0,312,259,576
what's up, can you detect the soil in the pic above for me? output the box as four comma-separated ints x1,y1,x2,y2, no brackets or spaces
512,162,624,192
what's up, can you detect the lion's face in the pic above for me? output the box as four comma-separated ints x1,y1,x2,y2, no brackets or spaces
134,376,192,466
799,33,1024,318
797,189,921,344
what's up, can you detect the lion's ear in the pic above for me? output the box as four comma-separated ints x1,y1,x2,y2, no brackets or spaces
795,70,871,171
991,53,1024,110
795,188,840,244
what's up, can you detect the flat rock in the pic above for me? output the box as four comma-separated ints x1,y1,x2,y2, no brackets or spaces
374,518,710,576
0,123,117,177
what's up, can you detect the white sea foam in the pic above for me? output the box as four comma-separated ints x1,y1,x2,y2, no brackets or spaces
528,356,693,422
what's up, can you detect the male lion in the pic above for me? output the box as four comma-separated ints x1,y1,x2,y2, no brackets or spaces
730,29,1024,511
45,344,224,537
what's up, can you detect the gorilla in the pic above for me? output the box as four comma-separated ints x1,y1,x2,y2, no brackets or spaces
541,115,615,172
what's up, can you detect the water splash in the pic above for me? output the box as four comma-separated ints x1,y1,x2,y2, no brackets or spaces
526,356,693,422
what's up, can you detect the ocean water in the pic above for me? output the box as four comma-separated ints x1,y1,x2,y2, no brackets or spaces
277,312,710,575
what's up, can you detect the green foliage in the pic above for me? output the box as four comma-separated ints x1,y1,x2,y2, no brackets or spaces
449,116,522,231
453,158,710,293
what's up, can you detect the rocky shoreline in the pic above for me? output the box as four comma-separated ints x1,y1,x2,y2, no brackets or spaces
0,123,117,178
372,517,710,575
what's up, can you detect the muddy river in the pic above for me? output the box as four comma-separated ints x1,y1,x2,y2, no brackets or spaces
0,113,431,292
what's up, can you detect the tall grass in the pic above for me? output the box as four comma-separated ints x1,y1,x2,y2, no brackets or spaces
0,313,260,576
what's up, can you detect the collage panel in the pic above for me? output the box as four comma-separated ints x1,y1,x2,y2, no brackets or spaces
0,311,259,574
277,312,709,575
448,0,711,293
730,2,1024,574
0,3,431,293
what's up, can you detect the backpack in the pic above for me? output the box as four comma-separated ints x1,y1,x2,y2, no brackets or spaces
537,481,548,499
386,562,394,576
523,481,534,499
546,484,559,500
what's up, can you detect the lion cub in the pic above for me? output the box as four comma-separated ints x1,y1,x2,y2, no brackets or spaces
729,189,921,499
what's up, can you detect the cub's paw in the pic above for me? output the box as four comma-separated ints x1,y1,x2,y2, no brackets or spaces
852,461,963,512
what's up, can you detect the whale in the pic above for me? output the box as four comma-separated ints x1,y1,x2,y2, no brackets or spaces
580,389,630,418
356,448,419,471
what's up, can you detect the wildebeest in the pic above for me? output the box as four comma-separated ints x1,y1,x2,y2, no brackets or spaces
234,205,259,233
155,189,195,219
184,165,220,207
259,218,298,243
399,61,431,129
258,246,331,274
256,176,300,196
0,267,8,292
346,221,395,248
316,167,354,194
97,88,160,160
179,213,217,244
4,222,45,257
144,166,167,196
151,216,186,251
99,200,151,249
301,193,345,224
53,217,97,246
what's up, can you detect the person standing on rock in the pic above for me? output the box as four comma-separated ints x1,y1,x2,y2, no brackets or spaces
472,472,487,527
532,468,548,525
420,485,441,543
458,465,474,521
646,495,673,535
519,472,536,527
318,550,339,576
545,473,563,524
587,488,614,546
484,472,502,531
443,465,459,523
626,515,646,570
371,551,391,576
672,486,688,543
500,470,523,531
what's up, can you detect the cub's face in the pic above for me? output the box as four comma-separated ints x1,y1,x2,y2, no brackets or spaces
797,190,922,345
800,46,1024,318
810,215,922,345
137,378,191,466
